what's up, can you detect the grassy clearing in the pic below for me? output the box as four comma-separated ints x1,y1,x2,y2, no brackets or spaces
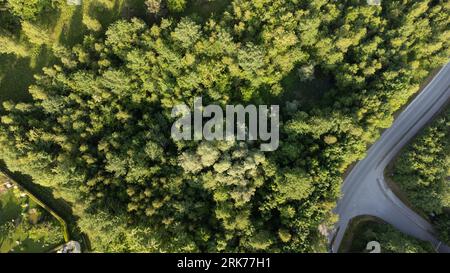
338,215,435,253
0,55,34,103
0,183,65,253
0,162,86,246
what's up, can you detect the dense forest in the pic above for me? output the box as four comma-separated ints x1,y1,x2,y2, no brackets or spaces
393,106,450,245
0,0,449,252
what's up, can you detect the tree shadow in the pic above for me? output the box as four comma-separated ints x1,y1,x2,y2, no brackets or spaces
0,46,58,104
58,6,85,46
0,55,34,103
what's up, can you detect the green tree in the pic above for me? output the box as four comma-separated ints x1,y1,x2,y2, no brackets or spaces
7,0,49,20
0,32,28,56
167,0,186,13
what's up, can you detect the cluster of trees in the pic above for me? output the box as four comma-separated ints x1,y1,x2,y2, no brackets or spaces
346,218,435,253
0,0,62,57
393,107,450,244
4,0,54,20
0,0,448,252
0,187,64,253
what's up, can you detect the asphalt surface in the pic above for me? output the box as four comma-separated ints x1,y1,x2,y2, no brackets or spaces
331,63,450,253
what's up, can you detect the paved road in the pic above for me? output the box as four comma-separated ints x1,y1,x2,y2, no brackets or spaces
331,63,450,253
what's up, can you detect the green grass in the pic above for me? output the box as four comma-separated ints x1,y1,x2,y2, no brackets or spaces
0,55,32,103
0,162,85,246
0,191,22,226
0,187,65,253
0,47,57,104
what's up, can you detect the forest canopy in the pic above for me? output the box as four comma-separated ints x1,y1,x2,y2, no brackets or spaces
0,0,449,252
393,107,450,245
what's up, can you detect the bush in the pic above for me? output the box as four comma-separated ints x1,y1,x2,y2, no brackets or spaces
166,0,186,13
7,0,50,20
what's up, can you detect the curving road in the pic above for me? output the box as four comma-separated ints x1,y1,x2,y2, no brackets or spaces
331,63,450,253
